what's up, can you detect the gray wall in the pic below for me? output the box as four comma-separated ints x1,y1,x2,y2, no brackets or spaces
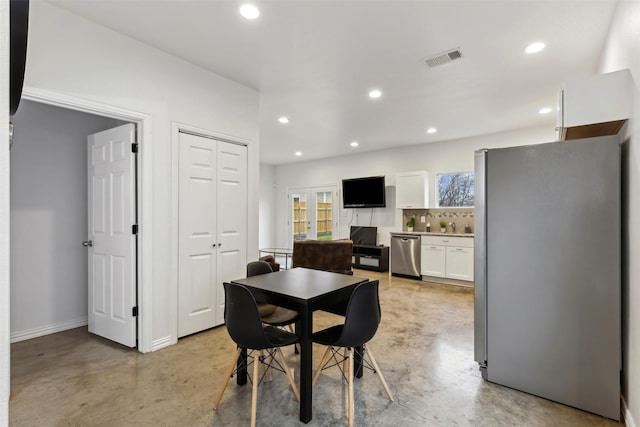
10,100,126,341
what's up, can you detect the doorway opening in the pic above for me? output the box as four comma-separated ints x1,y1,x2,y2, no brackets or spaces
10,88,152,352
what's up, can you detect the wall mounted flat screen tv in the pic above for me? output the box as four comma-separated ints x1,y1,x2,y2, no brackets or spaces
342,176,386,208
350,226,377,246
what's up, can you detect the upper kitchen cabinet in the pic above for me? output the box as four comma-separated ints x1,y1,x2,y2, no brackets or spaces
396,171,429,208
557,69,633,140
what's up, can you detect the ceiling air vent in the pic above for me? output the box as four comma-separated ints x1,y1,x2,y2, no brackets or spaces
423,48,463,68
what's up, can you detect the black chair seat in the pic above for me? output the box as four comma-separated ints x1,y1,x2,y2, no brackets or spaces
264,326,299,347
261,308,299,327
312,325,344,346
258,303,277,317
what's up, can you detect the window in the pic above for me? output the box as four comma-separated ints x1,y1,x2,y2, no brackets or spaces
437,172,474,207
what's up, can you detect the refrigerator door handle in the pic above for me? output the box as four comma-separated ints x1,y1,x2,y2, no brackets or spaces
473,149,488,378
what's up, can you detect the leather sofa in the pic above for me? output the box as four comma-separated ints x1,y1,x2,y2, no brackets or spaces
291,239,353,275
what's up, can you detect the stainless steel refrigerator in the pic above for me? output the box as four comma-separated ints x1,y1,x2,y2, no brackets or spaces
474,135,620,420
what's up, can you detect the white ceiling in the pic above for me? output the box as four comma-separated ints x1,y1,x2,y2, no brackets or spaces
49,0,617,165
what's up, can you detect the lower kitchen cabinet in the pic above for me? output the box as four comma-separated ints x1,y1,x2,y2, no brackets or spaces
421,244,446,277
421,235,474,283
445,246,474,281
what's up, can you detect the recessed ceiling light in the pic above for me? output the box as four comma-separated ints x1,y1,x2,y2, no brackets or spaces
538,107,553,115
278,116,289,124
426,128,437,134
239,4,260,20
368,89,382,99
295,151,302,156
525,42,545,54
350,141,359,147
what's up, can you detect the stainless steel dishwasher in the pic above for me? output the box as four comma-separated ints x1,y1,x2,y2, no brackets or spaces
391,234,421,278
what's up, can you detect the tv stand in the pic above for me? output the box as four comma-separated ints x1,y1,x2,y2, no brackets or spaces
352,244,389,272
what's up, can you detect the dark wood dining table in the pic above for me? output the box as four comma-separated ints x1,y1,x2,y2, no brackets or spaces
230,267,369,423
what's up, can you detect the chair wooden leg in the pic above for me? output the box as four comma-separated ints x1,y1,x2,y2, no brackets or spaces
276,347,300,402
365,346,394,402
312,346,332,386
251,352,260,427
213,347,242,410
348,348,354,427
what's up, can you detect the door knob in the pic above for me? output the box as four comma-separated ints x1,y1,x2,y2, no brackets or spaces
82,240,93,247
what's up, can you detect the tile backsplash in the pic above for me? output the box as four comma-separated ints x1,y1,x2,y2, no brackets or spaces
403,208,474,233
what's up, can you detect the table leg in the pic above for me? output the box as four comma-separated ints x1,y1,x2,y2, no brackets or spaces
299,306,312,423
237,347,248,385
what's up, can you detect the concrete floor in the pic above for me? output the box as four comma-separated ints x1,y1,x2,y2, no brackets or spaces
10,270,622,426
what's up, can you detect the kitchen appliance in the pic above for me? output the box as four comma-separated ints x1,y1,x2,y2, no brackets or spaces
390,234,420,278
474,135,620,420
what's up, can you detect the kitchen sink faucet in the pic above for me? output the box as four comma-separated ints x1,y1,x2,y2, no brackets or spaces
449,222,456,233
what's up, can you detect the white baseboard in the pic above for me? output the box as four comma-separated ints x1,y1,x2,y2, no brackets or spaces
623,396,637,427
10,317,88,343
151,335,174,352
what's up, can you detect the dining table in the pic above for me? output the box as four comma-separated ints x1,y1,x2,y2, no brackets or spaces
230,267,369,424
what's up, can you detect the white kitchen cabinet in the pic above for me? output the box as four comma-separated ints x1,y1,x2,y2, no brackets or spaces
421,244,445,277
445,246,474,281
396,171,428,208
421,235,474,282
557,69,632,141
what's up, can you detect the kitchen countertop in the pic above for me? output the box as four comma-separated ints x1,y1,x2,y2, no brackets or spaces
390,231,475,237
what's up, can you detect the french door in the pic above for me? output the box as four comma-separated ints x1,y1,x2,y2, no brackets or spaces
288,186,338,246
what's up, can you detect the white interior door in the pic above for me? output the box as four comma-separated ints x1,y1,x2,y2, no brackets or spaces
215,143,247,325
87,123,137,347
178,132,247,336
178,132,218,337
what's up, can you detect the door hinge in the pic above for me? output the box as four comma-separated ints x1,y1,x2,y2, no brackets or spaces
132,224,138,235
131,143,138,153
132,306,138,317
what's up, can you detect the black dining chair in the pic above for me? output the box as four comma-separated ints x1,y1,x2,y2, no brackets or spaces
311,280,393,426
214,282,300,427
246,261,299,330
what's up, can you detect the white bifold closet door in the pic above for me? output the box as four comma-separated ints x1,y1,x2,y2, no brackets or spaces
178,132,247,337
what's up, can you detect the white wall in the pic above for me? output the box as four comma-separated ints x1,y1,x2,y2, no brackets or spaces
23,1,260,350
1,1,11,423
598,1,640,425
9,100,124,341
259,164,276,248
272,125,555,248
